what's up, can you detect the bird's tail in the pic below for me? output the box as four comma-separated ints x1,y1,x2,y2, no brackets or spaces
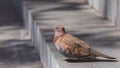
90,48,116,59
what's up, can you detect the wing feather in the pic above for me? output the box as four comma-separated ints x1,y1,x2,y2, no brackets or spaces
62,34,90,48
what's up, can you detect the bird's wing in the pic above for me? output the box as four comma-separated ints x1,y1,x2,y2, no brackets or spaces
59,34,90,57
61,34,90,48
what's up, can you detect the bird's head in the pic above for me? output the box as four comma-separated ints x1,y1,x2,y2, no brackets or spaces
55,24,66,33
54,24,66,42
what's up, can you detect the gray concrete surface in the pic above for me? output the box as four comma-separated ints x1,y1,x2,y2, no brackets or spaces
0,1,43,68
24,0,120,68
86,0,120,27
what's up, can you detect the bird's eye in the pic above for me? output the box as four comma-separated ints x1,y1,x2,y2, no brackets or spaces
56,27,59,29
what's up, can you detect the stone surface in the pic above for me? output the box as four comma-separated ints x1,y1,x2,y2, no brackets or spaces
24,0,120,68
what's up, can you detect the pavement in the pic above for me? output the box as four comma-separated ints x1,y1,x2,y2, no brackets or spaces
0,1,43,68
24,0,120,68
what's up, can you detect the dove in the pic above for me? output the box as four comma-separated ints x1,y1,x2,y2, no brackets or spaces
54,25,116,60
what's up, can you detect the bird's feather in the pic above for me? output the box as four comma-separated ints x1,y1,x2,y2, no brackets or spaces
55,34,90,58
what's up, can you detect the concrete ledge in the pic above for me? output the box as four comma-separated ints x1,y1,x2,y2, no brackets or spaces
34,23,60,68
22,0,120,68
22,2,61,68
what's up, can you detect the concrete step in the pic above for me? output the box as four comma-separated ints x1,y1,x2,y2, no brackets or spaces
23,0,120,68
0,1,43,68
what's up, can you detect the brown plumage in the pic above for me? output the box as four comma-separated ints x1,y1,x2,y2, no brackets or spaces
54,25,116,59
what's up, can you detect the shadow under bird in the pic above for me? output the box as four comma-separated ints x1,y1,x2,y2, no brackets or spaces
54,25,116,60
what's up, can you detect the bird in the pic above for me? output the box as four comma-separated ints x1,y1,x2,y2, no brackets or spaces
54,24,116,60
